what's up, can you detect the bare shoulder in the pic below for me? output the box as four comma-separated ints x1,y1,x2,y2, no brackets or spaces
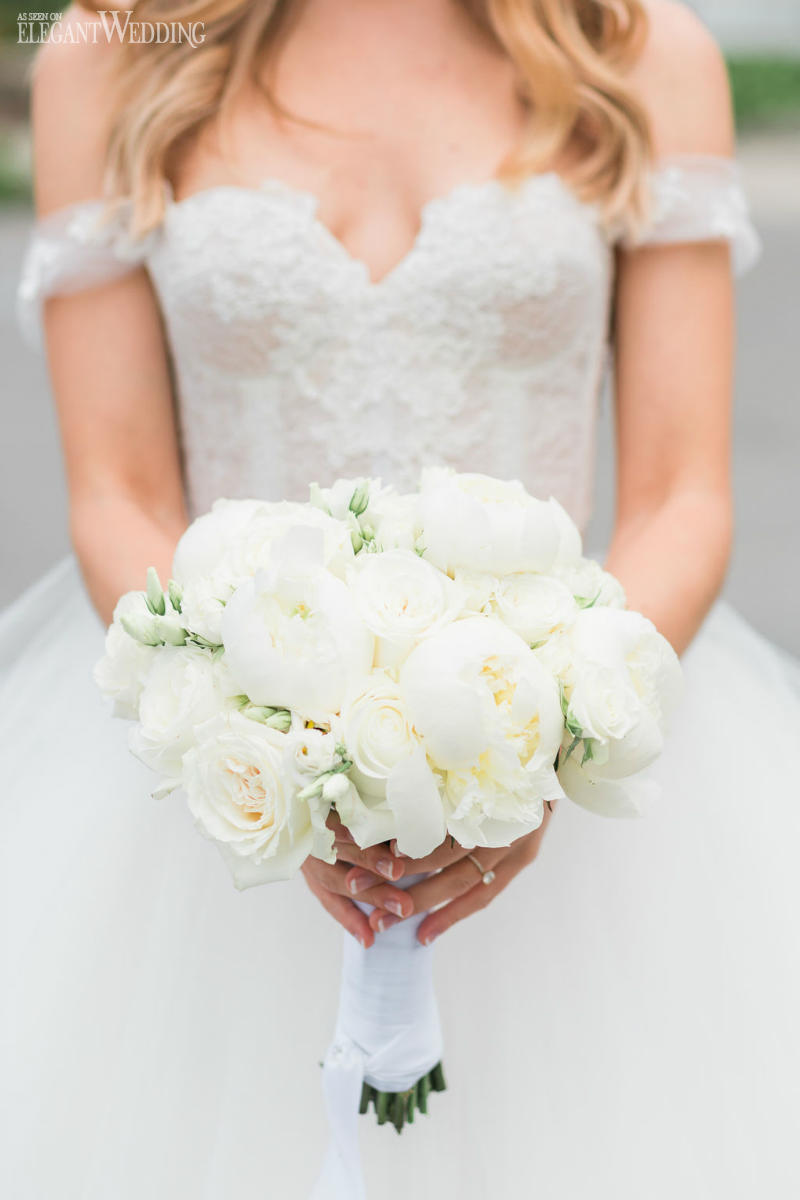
626,0,735,158
31,4,130,213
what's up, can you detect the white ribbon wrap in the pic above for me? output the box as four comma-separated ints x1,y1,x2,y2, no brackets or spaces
311,878,442,1199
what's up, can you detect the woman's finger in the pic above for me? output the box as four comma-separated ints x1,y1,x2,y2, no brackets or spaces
415,819,552,943
307,856,414,918
387,836,471,875
333,839,406,882
366,847,507,932
300,861,375,948
414,851,521,945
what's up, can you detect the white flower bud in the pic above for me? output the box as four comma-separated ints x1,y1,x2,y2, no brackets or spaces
322,772,352,802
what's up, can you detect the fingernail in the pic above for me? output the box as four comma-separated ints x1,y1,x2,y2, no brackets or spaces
348,870,377,895
377,914,400,933
385,898,406,918
376,858,396,880
422,931,437,946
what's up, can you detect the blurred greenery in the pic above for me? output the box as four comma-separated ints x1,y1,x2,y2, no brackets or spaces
727,56,800,128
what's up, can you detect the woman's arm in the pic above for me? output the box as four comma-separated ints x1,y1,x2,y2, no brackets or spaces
606,1,737,654
32,7,187,625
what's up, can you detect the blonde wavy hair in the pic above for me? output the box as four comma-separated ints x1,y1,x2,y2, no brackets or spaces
77,0,653,236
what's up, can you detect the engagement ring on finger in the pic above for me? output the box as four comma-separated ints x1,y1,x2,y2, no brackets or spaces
467,853,495,886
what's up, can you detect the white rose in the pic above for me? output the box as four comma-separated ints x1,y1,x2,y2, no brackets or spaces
93,592,160,717
221,562,374,724
283,722,341,786
400,616,564,847
127,644,238,780
492,574,578,646
183,712,334,889
553,557,626,610
348,550,464,667
418,468,564,576
557,607,683,816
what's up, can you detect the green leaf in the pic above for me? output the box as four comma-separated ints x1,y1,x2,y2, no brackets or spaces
581,739,596,766
565,712,584,738
562,734,582,765
575,590,600,610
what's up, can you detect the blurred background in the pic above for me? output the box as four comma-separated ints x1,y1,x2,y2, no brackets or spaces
1,2,799,651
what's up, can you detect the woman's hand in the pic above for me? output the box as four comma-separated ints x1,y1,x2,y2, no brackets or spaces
371,803,554,945
302,806,555,948
301,814,415,949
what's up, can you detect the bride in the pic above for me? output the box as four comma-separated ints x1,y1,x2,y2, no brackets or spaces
4,0,799,1195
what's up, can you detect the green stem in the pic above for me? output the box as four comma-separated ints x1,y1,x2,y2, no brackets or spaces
360,1062,446,1133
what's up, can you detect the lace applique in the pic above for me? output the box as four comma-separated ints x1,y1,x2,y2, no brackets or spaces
17,198,157,348
619,154,762,275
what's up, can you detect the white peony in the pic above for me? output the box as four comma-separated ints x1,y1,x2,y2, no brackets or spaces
128,644,238,781
418,468,566,576
558,607,683,816
221,560,374,725
223,503,355,582
174,501,356,645
94,592,160,717
182,712,334,889
172,498,267,586
492,573,578,646
552,557,627,610
348,550,464,667
400,616,564,846
337,677,446,855
369,492,422,553
450,568,499,614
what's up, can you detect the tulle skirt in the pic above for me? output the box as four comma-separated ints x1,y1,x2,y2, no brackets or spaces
2,556,800,1199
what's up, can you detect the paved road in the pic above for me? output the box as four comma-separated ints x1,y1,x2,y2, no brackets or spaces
1,133,798,652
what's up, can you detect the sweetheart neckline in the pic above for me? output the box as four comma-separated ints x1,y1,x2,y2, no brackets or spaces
162,171,579,289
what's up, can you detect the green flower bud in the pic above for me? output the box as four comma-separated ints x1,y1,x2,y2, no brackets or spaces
350,528,364,554
348,482,370,518
265,709,292,733
167,579,183,613
120,612,161,646
244,705,277,723
156,617,188,646
145,567,166,615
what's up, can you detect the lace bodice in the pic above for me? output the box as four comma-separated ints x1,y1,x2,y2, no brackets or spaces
18,155,760,528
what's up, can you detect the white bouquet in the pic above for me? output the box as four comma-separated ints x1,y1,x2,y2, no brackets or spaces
96,470,682,1195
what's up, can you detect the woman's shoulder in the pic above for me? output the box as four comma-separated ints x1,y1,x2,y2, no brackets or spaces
628,1,735,157
31,4,129,213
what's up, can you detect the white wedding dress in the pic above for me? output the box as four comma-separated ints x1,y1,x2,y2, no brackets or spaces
3,155,800,1199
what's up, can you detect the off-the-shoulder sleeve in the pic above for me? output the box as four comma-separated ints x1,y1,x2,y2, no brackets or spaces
17,199,158,349
619,154,762,276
